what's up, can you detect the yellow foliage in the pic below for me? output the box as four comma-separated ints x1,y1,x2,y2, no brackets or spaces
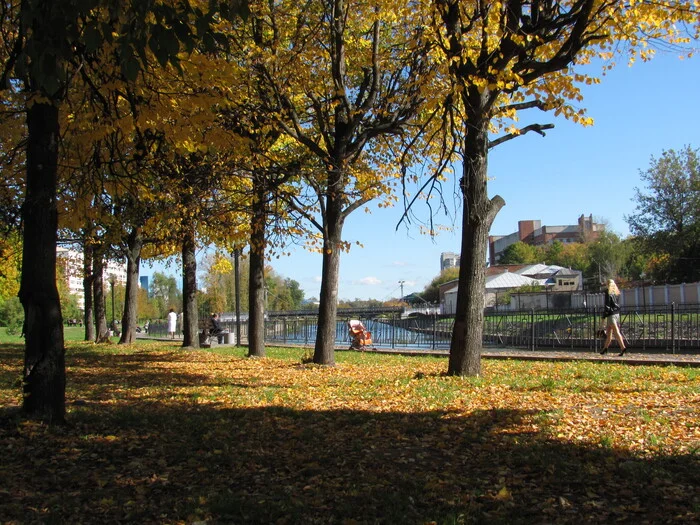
211,253,234,274
0,234,22,301
428,0,700,140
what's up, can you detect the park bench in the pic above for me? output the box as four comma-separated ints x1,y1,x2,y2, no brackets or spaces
198,318,229,347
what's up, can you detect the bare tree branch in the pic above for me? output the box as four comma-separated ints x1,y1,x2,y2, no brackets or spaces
489,123,555,148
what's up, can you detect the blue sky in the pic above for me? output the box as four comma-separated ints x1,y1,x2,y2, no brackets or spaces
142,51,699,302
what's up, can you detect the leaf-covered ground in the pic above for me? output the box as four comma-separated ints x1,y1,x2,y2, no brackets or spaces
1,342,698,524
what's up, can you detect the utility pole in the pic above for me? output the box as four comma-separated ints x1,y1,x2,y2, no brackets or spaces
398,280,405,299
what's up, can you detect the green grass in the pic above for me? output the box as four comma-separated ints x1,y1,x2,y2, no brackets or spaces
0,325,118,344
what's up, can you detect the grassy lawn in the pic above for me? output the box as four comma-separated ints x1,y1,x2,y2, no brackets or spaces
1,340,698,523
0,325,111,344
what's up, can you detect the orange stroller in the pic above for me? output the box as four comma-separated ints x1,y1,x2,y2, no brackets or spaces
348,319,372,350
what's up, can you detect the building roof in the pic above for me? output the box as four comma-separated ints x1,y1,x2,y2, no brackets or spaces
485,272,539,290
442,282,459,294
513,264,579,278
553,267,580,277
485,264,530,276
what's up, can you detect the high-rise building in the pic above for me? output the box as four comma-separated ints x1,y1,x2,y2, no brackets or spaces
139,275,149,296
56,247,127,310
440,252,460,271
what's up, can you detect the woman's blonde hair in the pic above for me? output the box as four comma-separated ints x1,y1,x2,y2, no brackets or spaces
607,279,620,295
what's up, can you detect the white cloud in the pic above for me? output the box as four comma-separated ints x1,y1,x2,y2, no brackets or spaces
357,276,381,286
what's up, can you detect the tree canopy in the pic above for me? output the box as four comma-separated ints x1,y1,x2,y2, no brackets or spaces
422,0,700,376
626,145,700,283
2,0,700,420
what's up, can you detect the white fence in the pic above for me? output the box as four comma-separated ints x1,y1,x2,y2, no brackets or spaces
488,282,700,311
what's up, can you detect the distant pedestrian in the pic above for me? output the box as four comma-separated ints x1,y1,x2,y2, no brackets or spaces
210,313,224,343
167,308,178,339
600,279,626,356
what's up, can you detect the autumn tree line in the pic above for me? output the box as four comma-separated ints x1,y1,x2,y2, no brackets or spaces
0,247,309,336
1,1,698,423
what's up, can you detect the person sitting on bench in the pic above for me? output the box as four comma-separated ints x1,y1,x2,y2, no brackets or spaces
210,313,225,343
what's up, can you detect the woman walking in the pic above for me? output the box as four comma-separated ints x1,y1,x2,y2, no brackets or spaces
600,279,626,356
167,308,178,339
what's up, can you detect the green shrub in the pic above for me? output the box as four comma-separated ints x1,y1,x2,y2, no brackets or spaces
0,296,23,334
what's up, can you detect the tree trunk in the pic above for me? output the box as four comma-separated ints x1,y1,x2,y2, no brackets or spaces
448,111,504,376
248,188,266,357
19,101,65,424
313,188,344,365
181,224,199,348
83,241,96,341
234,249,242,346
92,255,110,343
119,227,143,344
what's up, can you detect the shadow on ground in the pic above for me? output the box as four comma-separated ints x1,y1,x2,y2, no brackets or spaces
0,346,698,524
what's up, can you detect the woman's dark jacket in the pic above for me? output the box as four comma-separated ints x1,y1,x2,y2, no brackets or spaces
603,291,621,318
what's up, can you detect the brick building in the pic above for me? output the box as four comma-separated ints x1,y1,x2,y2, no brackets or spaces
488,214,603,265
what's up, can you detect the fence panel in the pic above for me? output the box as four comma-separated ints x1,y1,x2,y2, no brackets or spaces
155,303,700,352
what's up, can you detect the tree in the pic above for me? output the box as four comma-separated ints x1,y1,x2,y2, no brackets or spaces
498,241,542,264
201,252,250,314
421,267,460,303
150,272,182,318
250,0,434,365
626,146,700,283
201,253,305,315
586,230,628,284
428,0,699,377
136,286,158,323
0,233,23,333
56,256,82,323
265,273,305,311
550,242,589,272
0,0,248,422
0,233,21,304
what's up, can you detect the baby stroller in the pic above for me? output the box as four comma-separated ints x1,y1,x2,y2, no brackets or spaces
348,319,373,350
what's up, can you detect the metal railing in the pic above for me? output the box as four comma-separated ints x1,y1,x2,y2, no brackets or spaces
142,303,700,353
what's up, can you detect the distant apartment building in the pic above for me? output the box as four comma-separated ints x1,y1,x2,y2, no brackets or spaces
139,276,149,296
56,247,127,311
440,252,460,271
488,214,603,266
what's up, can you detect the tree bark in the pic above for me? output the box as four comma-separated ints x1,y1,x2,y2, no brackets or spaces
181,224,199,348
248,186,267,357
119,227,143,344
19,101,65,424
234,249,242,346
92,254,110,343
313,182,344,366
448,108,504,376
83,241,96,341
